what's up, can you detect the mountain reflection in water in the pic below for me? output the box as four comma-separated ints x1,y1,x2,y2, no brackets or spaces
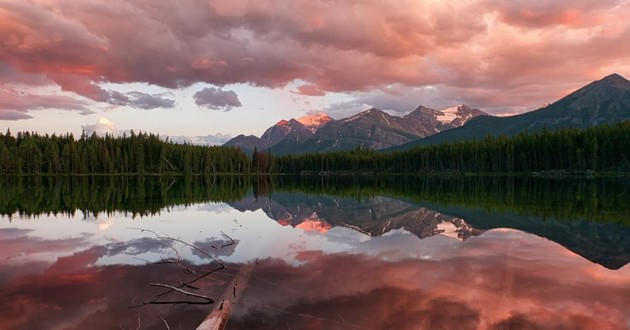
0,176,629,329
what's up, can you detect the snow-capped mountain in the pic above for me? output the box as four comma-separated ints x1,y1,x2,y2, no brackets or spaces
228,193,483,241
391,73,630,150
223,105,485,154
296,112,334,132
271,105,486,154
403,104,487,136
223,113,334,153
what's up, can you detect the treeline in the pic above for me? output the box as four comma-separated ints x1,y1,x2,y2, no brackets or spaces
0,175,251,218
0,130,250,175
2,122,630,176
273,121,630,174
3,175,630,225
273,175,630,225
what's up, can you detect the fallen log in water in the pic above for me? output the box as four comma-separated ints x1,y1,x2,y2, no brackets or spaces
196,262,255,330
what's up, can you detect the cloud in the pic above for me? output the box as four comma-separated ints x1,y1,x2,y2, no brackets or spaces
0,88,88,119
193,87,242,110
106,90,175,109
193,133,233,145
0,110,33,121
326,85,462,116
123,91,175,109
230,250,630,329
0,252,217,330
0,0,628,113
296,84,325,96
0,62,49,86
81,118,118,136
489,0,620,28
191,237,239,258
167,133,233,146
168,133,232,146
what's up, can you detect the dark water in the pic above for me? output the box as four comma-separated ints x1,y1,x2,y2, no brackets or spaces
1,176,629,329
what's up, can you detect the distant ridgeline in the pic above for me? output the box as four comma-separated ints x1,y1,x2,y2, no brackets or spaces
2,122,630,176
1,175,630,226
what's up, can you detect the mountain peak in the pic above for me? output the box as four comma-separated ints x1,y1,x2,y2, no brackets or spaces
276,119,290,126
560,72,630,104
599,73,629,86
361,108,387,116
296,112,333,129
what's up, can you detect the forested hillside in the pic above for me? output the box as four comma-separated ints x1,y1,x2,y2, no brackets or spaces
273,121,630,174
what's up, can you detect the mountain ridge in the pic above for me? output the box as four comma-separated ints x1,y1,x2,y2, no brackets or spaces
388,73,630,151
224,104,486,154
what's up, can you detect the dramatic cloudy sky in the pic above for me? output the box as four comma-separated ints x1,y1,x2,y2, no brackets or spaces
1,0,629,141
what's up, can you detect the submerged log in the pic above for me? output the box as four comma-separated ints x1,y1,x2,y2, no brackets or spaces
196,262,255,330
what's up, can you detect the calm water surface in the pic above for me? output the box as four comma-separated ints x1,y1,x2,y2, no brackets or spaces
1,176,629,329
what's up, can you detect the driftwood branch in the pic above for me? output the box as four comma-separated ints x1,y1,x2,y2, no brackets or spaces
127,227,228,309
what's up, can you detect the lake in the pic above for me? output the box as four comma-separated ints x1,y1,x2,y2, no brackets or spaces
1,176,629,329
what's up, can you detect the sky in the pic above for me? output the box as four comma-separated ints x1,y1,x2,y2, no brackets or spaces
1,0,630,143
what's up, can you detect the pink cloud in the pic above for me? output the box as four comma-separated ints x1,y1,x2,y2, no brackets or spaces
0,0,628,113
296,84,326,96
0,88,88,114
487,0,621,28
231,249,630,329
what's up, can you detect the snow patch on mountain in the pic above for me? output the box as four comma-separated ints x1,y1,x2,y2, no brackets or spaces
297,113,333,131
436,105,463,124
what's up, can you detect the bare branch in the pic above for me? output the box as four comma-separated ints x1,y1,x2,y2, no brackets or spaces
149,283,214,304
127,227,228,310
211,231,236,249
127,227,225,266
158,315,171,330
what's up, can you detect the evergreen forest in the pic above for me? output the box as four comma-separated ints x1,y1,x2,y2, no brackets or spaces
273,121,630,175
1,121,630,176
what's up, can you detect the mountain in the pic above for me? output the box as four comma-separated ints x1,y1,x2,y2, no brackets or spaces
273,108,416,153
223,113,333,153
389,73,630,150
272,105,486,154
222,134,267,154
297,112,334,132
403,104,487,136
229,193,483,241
261,119,314,146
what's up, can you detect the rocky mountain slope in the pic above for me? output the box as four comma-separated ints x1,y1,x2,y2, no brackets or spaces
390,73,630,150
225,104,486,154
223,113,333,154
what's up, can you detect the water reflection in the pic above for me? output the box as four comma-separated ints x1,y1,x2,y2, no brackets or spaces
232,234,630,329
1,176,629,329
231,189,630,270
